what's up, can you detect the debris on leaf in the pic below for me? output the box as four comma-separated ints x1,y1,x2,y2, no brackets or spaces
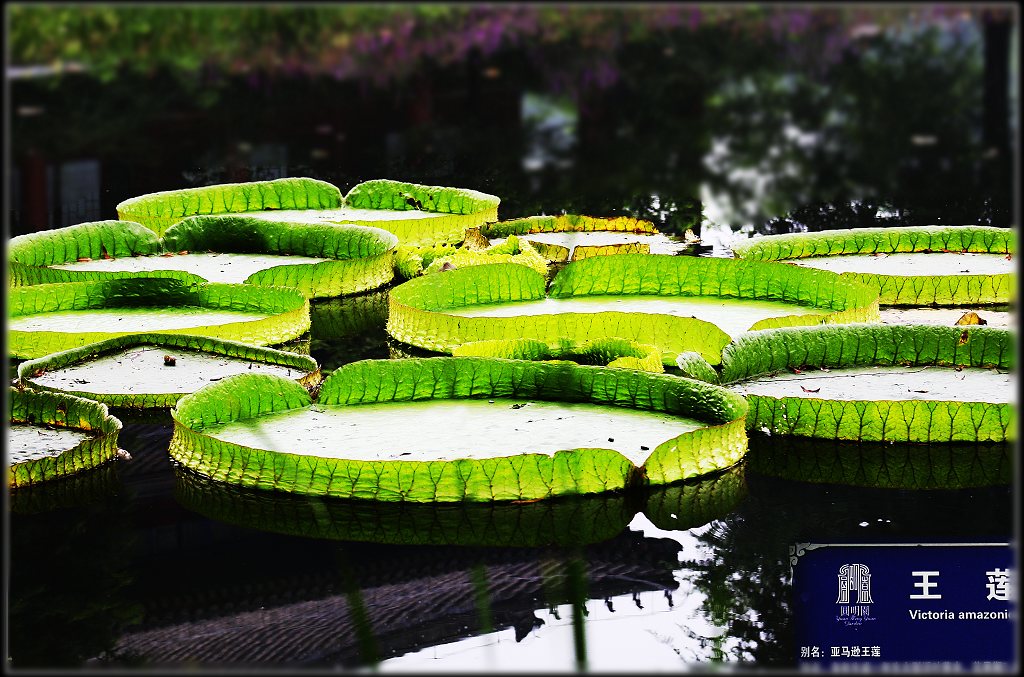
440,261,456,272
161,252,175,257
461,227,491,251
909,389,929,393
800,386,820,393
179,250,189,255
958,330,970,345
790,367,804,374
163,355,176,366
955,311,987,326
77,257,92,262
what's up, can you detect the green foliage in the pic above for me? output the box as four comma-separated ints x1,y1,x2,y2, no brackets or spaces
170,357,748,501
18,333,320,410
732,226,1016,305
8,387,122,488
8,276,311,359
116,177,342,235
720,324,1015,442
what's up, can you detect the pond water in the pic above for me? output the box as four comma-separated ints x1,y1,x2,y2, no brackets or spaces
7,6,1016,671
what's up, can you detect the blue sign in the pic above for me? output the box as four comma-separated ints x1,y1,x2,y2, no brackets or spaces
792,542,1016,672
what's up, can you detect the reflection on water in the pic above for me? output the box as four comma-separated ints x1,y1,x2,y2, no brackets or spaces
8,464,142,667
174,463,747,548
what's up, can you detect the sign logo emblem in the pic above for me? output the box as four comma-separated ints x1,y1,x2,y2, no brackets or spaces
837,563,874,604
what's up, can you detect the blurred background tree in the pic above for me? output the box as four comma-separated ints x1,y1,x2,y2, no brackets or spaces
6,4,1016,235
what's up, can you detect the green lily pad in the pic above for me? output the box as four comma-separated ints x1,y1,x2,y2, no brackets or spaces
10,217,397,299
731,225,1016,305
173,462,746,547
452,337,664,372
18,333,321,410
8,275,310,359
482,214,691,261
169,357,748,502
192,179,500,247
388,255,880,366
718,324,1015,443
747,436,1012,490
395,235,549,279
8,387,122,488
115,177,343,236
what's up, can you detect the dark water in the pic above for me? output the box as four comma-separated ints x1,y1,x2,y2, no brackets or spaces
6,7,1018,671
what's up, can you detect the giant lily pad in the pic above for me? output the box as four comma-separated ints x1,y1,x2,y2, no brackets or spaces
169,357,748,502
18,333,321,410
747,436,1012,490
388,255,880,366
174,462,746,547
452,337,664,373
118,178,500,246
731,225,1016,305
115,177,343,236
9,217,397,298
8,387,122,488
483,214,692,261
8,275,310,359
716,324,1015,443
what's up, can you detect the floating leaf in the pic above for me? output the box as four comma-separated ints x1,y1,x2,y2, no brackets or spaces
720,324,1015,443
18,333,321,410
115,177,343,236
245,179,501,247
453,336,664,373
390,255,879,366
8,276,310,359
8,387,122,488
169,358,748,502
482,214,685,261
10,217,397,299
732,225,1016,305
